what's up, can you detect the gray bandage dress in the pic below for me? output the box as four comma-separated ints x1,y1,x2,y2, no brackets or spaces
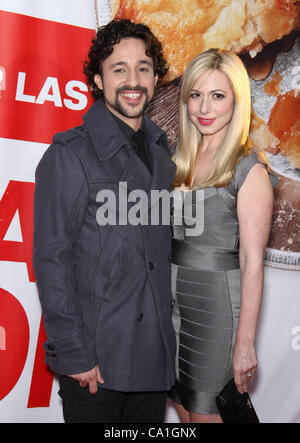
169,151,277,415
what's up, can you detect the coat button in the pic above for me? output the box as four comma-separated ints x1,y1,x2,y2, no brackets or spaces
149,262,155,270
137,313,144,322
47,344,55,351
168,254,172,263
171,300,175,308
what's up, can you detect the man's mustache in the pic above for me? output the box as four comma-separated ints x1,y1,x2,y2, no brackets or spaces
116,85,148,95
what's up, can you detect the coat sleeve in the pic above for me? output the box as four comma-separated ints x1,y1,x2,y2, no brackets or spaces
33,138,98,375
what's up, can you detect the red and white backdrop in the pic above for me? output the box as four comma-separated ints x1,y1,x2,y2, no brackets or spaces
0,0,299,423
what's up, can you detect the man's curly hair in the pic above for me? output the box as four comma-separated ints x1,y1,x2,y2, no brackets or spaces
83,19,169,101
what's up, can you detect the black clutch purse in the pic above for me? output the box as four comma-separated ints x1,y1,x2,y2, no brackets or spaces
216,378,259,423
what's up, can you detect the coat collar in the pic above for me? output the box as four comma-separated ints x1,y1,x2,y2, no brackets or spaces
82,99,165,162
82,100,126,161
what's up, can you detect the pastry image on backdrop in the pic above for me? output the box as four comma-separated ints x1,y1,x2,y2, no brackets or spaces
95,0,300,270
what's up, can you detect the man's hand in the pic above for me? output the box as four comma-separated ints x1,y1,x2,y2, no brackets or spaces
68,365,104,394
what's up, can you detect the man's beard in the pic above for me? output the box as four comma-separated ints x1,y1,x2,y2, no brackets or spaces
105,85,151,119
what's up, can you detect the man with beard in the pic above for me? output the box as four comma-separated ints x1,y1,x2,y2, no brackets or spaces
33,19,177,423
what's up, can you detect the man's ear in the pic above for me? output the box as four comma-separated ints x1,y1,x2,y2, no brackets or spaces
94,74,103,90
154,74,158,86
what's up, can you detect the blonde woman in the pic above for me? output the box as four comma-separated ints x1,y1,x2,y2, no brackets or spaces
169,49,277,423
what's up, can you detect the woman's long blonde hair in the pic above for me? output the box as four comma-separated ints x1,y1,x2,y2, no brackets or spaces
173,48,252,188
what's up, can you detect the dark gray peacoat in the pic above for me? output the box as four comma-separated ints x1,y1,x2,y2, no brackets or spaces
33,99,177,392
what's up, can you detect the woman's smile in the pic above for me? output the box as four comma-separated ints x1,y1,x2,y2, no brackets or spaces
197,117,215,126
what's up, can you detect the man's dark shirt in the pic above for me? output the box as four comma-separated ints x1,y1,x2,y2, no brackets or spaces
111,112,153,174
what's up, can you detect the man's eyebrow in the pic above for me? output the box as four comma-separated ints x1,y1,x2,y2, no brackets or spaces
138,60,153,66
109,60,154,68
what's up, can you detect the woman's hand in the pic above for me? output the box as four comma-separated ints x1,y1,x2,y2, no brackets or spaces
232,342,258,394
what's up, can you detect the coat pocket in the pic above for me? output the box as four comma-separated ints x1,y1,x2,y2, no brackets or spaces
89,232,127,302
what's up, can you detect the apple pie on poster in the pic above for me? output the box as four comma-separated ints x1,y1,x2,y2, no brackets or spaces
111,0,300,82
